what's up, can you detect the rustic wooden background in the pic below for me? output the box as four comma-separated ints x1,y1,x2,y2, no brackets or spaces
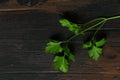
0,0,119,80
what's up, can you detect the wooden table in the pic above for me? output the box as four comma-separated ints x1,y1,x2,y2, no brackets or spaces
0,0,119,80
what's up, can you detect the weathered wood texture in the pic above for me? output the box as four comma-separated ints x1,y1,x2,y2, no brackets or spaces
0,0,96,12
0,0,119,80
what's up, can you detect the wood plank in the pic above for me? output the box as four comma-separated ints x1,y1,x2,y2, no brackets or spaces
0,0,119,79
0,0,97,12
0,0,119,15
0,12,119,80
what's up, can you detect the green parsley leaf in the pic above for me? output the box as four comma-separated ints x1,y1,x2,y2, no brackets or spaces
83,41,92,48
59,19,71,27
95,38,106,47
54,56,69,73
59,19,82,34
45,41,63,54
64,46,75,62
88,46,103,61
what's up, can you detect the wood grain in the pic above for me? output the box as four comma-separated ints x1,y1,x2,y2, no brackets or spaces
0,0,119,80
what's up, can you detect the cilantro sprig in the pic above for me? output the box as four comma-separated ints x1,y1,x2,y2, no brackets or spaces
45,15,120,72
45,41,75,72
83,38,106,61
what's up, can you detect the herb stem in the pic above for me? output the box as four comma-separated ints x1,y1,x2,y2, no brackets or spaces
91,20,106,40
82,19,106,33
83,18,106,27
62,15,120,43
106,16,120,20
66,20,105,42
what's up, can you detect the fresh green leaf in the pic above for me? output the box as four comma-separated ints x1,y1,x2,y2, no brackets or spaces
45,41,63,54
83,41,92,48
64,46,75,62
54,56,69,73
95,38,106,47
68,23,82,34
59,19,82,34
88,46,103,61
59,19,71,27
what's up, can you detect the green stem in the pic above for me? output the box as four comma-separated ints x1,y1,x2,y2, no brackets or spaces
91,20,106,41
63,20,106,43
91,16,120,41
66,19,105,42
62,15,120,43
82,19,106,33
106,16,120,20
83,18,106,27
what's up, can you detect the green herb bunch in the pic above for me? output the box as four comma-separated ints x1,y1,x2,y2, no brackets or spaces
45,16,120,73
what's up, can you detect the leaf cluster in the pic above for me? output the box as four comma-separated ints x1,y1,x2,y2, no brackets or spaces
83,38,106,61
45,19,83,72
45,19,106,72
45,41,75,72
45,15,120,73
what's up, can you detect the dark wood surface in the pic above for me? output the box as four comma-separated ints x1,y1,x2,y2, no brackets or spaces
0,0,119,80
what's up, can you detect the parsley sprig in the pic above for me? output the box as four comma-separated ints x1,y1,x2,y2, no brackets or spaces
45,15,120,72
